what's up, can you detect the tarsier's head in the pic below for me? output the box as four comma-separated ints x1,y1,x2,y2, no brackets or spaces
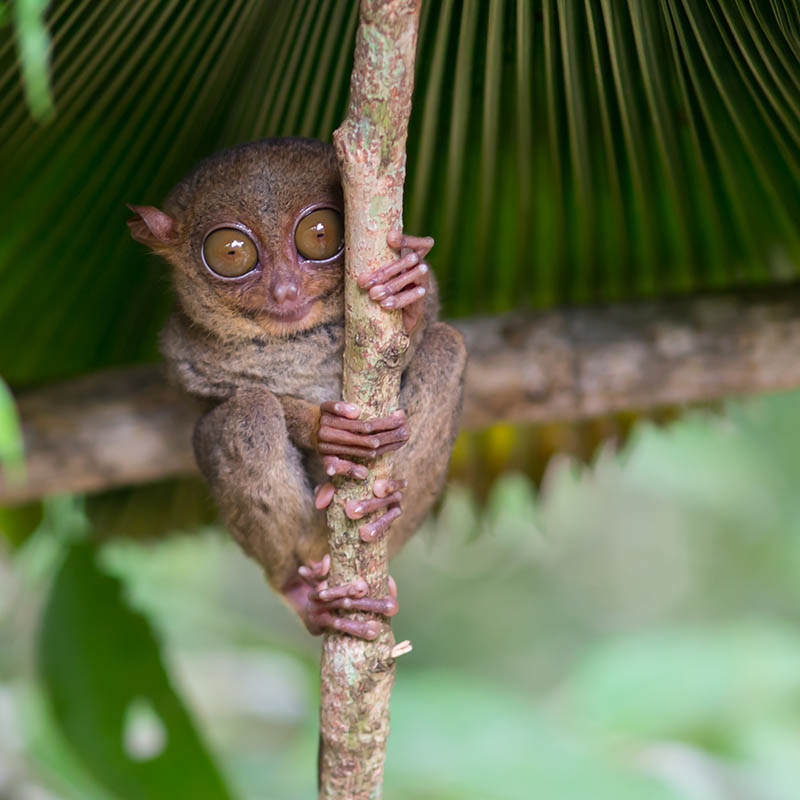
128,137,344,338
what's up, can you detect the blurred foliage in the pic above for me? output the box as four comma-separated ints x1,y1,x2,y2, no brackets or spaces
449,405,686,496
3,391,800,797
0,376,24,483
86,477,217,542
12,0,55,120
38,537,232,800
1,0,800,384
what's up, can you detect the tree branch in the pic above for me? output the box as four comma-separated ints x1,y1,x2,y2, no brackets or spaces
4,286,800,505
317,1,421,796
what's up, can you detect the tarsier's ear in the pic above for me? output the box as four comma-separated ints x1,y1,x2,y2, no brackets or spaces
126,204,177,247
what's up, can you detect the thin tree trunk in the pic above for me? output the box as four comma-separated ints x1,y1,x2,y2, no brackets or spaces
318,1,421,797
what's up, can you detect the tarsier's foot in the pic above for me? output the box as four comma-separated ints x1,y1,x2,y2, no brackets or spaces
315,400,408,540
286,554,399,640
358,231,434,333
315,477,406,542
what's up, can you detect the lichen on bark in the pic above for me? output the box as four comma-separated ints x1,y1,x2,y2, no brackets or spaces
318,1,422,798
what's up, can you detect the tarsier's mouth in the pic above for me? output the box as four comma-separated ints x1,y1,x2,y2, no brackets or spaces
263,300,314,323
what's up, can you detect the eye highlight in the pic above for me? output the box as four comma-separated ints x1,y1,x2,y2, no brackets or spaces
295,209,343,261
203,228,258,277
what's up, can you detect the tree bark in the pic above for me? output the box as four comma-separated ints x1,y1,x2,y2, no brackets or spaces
317,1,421,797
5,286,800,504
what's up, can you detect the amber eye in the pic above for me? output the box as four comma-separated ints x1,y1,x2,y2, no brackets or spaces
295,209,344,261
203,228,258,277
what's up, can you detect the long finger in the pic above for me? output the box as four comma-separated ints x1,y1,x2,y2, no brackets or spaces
319,426,407,452
374,440,407,457
370,424,410,448
358,251,420,289
318,442,377,459
314,611,381,640
319,425,382,450
314,482,335,509
320,409,406,434
345,490,404,520
387,230,434,257
319,401,360,419
380,285,427,310
311,579,369,602
298,554,331,584
360,505,402,542
322,456,369,480
369,263,429,300
373,479,407,498
314,594,398,616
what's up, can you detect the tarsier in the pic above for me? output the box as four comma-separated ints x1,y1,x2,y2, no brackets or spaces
128,138,466,639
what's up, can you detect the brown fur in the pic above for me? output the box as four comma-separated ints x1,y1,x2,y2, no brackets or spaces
130,137,466,597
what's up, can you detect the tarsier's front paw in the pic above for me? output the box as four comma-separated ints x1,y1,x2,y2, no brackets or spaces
358,231,434,333
317,401,409,467
291,554,399,640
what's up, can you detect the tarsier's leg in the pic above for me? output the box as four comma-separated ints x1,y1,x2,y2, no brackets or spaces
193,388,343,633
387,321,467,555
193,387,322,586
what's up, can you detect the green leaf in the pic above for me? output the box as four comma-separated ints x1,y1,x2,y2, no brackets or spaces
37,541,234,800
0,500,42,548
13,0,54,120
0,375,25,482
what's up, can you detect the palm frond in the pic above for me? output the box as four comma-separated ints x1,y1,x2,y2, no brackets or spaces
2,0,799,384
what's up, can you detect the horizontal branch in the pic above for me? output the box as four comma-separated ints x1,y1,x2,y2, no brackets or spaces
5,287,800,504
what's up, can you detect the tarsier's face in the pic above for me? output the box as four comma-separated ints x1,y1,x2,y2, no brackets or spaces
194,200,344,332
128,138,345,337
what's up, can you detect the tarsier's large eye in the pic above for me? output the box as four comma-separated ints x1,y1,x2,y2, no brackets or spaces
203,228,258,277
295,209,344,261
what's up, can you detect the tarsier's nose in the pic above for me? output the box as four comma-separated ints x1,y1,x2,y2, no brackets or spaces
271,278,299,304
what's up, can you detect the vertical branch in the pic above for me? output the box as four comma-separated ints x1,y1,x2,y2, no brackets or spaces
319,1,421,797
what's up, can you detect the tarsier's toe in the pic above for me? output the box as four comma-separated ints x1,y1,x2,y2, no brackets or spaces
345,484,405,520
307,575,399,638
359,507,402,542
314,482,336,509
343,479,406,542
310,576,398,615
321,456,369,480
297,553,330,584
